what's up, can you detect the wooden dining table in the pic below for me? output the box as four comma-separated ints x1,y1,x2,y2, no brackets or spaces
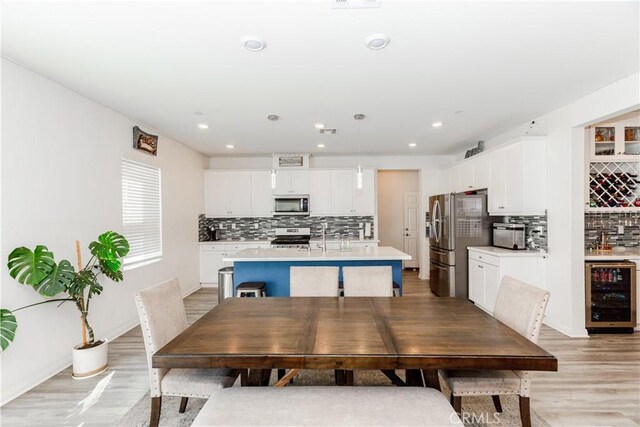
153,297,557,388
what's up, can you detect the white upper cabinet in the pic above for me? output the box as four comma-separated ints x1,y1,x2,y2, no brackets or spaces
205,168,376,218
436,137,547,215
309,170,332,216
273,170,310,195
488,137,546,216
473,156,490,190
330,169,375,216
204,171,252,217
251,171,273,216
205,171,230,217
331,170,355,215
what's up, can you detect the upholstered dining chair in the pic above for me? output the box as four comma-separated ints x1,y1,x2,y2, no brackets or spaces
135,278,238,427
342,266,393,297
439,276,550,427
290,266,340,297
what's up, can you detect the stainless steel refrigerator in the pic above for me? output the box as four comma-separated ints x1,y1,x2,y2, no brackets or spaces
428,191,494,298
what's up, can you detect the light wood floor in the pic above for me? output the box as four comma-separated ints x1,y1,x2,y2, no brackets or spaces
1,271,639,426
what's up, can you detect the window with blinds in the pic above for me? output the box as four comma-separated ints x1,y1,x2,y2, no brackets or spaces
121,157,162,269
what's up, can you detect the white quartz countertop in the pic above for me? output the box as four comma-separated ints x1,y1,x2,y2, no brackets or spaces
467,246,548,257
199,240,271,245
585,247,640,261
223,246,411,262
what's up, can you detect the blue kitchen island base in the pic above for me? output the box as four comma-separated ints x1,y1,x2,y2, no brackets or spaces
233,260,403,297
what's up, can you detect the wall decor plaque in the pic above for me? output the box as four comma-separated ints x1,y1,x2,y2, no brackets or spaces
133,126,158,156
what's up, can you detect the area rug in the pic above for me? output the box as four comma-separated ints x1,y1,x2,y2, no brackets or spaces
116,370,550,426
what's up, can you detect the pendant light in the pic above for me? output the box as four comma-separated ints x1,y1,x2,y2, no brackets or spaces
354,114,366,189
268,115,280,189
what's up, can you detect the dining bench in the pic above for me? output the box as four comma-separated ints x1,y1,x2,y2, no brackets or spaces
192,386,461,426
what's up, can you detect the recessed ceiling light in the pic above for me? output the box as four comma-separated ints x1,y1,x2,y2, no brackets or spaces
365,34,390,50
267,114,280,121
317,144,326,148
194,111,203,116
241,36,266,51
432,121,444,128
408,143,417,147
225,144,235,149
353,114,366,120
198,123,209,129
314,123,325,129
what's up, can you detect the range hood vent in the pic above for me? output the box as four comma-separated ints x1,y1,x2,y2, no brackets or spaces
319,128,338,134
332,0,381,9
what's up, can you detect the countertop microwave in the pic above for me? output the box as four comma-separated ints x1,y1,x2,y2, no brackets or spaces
273,195,310,216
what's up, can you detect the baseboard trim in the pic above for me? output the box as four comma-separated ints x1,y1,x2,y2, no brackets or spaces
543,318,589,338
1,283,204,406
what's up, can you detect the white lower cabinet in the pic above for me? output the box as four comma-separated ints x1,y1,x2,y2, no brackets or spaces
199,243,270,285
468,249,546,314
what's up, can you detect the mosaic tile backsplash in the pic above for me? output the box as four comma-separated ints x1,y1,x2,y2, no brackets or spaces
199,214,375,241
584,212,640,248
503,214,548,252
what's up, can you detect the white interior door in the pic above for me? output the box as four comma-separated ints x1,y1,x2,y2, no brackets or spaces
403,192,419,269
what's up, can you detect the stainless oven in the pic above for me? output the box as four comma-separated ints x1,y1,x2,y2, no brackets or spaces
273,195,310,216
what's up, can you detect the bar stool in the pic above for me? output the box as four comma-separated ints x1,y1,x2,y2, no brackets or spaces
236,282,266,298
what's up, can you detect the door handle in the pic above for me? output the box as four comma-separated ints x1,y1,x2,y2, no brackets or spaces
405,233,409,236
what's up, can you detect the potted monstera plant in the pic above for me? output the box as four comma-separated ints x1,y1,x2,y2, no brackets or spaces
1,231,129,379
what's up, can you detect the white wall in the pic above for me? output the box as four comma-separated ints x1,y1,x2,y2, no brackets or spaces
470,72,640,337
377,170,420,252
209,155,454,278
0,59,207,404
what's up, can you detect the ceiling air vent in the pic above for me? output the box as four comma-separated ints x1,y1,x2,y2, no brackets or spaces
319,128,338,134
332,0,381,9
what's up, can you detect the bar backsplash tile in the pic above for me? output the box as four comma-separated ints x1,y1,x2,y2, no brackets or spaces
199,214,375,241
584,212,640,248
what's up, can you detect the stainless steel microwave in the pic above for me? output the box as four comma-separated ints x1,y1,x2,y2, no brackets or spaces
273,195,310,216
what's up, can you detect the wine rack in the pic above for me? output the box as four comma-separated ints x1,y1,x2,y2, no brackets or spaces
585,262,636,332
588,161,640,209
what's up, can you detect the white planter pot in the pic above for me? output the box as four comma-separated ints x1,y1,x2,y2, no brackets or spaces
72,339,109,379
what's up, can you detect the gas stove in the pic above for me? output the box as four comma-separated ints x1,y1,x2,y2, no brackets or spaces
270,228,311,249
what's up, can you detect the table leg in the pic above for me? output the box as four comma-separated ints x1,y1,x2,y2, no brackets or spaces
422,369,441,392
246,369,272,386
405,369,424,387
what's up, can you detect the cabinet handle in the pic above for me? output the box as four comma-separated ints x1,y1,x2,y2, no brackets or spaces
478,265,484,269
498,206,504,209
468,185,473,188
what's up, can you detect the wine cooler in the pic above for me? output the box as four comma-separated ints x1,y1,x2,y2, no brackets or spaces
585,261,636,333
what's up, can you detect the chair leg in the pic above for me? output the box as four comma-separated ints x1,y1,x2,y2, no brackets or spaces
519,396,531,427
345,370,354,386
179,397,188,414
150,396,161,427
492,395,503,413
452,395,462,415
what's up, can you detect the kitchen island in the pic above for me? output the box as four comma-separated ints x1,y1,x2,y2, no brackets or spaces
224,247,412,296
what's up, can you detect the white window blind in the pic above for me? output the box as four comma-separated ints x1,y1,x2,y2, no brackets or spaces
121,157,162,268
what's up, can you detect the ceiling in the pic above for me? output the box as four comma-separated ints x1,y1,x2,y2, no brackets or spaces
2,1,638,156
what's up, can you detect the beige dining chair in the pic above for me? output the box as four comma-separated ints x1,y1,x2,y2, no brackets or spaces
439,276,550,427
135,278,238,427
289,266,340,297
342,266,393,297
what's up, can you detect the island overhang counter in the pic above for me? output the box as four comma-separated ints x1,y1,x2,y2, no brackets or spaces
223,247,412,297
